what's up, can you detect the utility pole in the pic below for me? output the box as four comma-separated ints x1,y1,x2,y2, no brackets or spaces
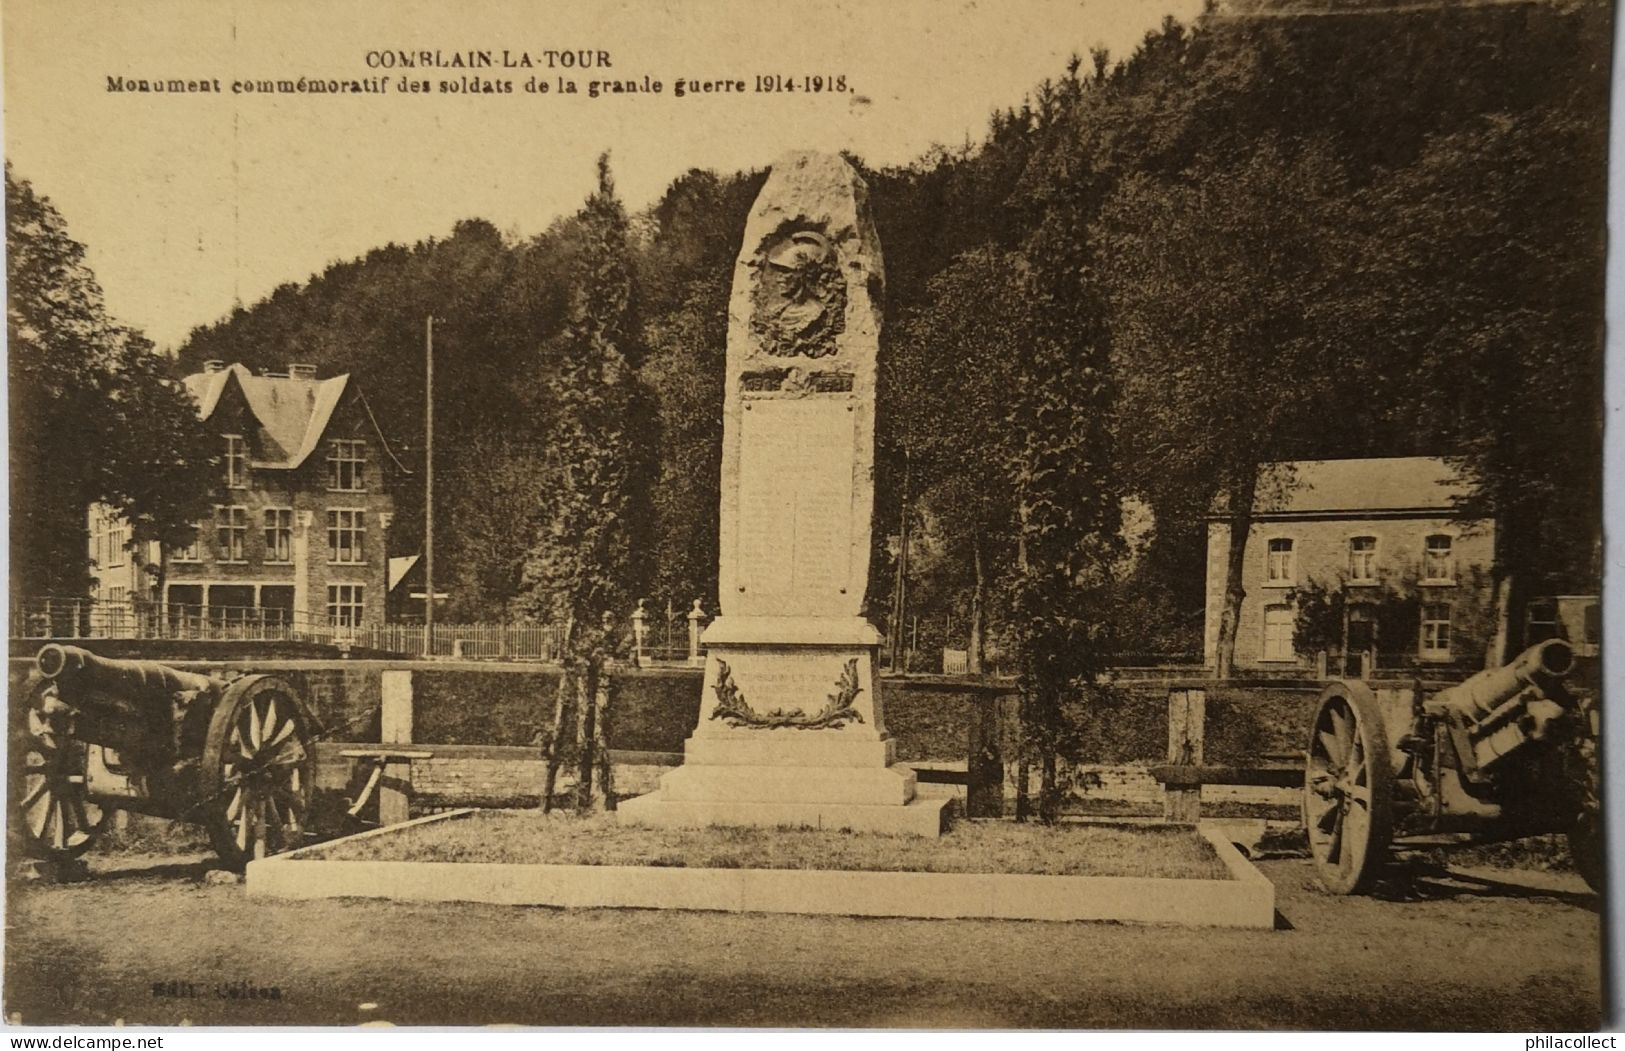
423,314,435,657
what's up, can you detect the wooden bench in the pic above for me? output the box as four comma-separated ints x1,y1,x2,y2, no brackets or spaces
339,747,434,825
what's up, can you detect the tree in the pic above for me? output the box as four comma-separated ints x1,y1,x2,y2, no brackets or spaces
635,168,764,610
1096,139,1360,677
882,247,1029,672
99,332,220,604
1344,108,1607,662
522,154,653,812
7,165,216,602
439,433,548,620
1004,60,1126,822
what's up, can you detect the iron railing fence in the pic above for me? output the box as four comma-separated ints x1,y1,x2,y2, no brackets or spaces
9,596,567,662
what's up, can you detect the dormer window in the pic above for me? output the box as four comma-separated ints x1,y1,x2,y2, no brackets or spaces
328,439,366,492
224,435,247,489
1264,537,1295,585
1423,534,1454,583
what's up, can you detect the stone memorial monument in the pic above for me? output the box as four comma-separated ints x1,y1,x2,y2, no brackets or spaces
619,151,948,836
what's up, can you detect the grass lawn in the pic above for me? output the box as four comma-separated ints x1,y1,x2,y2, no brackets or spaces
299,811,1232,880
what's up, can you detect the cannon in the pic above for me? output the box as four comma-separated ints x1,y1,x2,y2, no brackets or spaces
1303,639,1601,894
9,645,319,869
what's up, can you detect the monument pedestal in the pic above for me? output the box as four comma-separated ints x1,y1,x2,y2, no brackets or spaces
617,616,949,836
617,152,945,838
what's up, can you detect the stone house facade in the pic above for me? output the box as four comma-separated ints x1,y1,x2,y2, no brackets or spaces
1202,457,1496,673
89,361,402,632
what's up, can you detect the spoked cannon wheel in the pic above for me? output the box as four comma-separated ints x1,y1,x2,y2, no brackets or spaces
9,677,109,859
1304,681,1394,894
199,675,317,869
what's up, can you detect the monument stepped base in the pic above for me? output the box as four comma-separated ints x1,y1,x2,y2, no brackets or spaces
615,794,950,837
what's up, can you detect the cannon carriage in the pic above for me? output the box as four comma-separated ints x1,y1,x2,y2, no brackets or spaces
1304,639,1601,894
9,644,319,869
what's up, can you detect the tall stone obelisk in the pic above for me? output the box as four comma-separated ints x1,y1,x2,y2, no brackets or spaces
618,151,947,836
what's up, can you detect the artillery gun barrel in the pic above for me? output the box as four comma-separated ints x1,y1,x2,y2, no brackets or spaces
36,643,218,702
1430,638,1574,723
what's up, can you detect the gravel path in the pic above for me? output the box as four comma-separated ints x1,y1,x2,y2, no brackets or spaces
3,850,1602,1029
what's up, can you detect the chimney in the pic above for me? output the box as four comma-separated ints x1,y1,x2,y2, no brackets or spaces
288,363,318,380
203,360,226,373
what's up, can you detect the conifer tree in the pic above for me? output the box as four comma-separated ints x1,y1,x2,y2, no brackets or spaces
522,154,652,811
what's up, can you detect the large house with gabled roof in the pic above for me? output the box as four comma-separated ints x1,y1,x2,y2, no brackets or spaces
89,360,403,633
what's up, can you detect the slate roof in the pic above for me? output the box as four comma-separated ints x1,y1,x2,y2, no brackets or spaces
1247,457,1475,517
182,363,401,471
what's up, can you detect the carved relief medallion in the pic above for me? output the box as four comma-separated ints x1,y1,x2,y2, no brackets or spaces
750,227,846,358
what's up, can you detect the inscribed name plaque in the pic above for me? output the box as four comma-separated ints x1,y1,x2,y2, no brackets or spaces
735,398,856,615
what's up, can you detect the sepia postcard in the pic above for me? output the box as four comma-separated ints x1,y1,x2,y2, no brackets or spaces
1,0,1615,1036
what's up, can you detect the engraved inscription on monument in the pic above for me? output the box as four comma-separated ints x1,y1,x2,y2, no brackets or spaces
736,398,856,608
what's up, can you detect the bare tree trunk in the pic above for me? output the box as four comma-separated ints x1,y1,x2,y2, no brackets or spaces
540,662,573,812
574,661,595,813
1013,508,1033,822
1214,469,1260,680
594,656,615,811
968,534,985,676
1014,688,1033,823
1487,569,1515,669
1486,506,1523,668
1039,751,1059,825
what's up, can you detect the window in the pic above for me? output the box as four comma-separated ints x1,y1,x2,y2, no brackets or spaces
172,523,203,563
1264,538,1295,585
1347,604,1376,652
216,505,247,563
327,584,364,628
264,508,293,563
328,440,366,492
1263,605,1296,662
1348,536,1377,582
1423,534,1454,582
106,587,127,631
225,435,247,489
105,521,128,567
327,509,366,564
1525,600,1560,645
1421,602,1452,658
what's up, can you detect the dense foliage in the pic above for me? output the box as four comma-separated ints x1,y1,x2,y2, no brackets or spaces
142,2,1603,713
7,165,218,600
